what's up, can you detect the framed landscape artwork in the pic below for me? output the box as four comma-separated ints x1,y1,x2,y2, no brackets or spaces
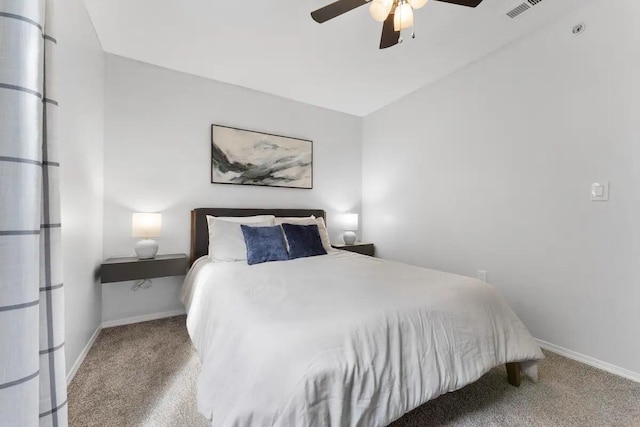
211,124,313,189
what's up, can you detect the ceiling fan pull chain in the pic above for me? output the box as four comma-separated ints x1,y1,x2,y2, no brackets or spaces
412,14,416,39
398,0,404,43
412,3,416,39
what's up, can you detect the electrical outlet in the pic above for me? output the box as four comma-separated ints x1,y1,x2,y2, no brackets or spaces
477,270,488,282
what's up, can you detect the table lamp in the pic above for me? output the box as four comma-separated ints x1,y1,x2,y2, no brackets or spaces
340,213,358,245
132,212,161,259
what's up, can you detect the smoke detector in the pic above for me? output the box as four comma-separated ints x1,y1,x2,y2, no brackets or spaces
572,23,586,35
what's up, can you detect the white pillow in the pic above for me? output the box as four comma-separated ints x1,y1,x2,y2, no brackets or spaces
209,215,275,224
274,216,332,253
314,217,333,253
274,216,315,225
207,215,276,261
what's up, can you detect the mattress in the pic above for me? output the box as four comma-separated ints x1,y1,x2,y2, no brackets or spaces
181,250,543,427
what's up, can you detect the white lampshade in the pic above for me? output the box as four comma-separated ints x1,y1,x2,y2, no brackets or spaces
408,0,428,9
132,213,162,238
339,213,359,231
369,0,393,22
394,2,414,31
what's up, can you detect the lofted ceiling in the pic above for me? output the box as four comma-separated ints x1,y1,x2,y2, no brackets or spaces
83,0,591,116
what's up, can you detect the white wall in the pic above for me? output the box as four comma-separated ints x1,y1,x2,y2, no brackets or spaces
102,55,363,323
362,0,640,376
57,0,105,374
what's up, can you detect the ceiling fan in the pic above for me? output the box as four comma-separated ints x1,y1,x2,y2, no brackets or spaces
311,0,483,49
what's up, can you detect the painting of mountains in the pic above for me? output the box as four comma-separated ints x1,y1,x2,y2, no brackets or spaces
211,125,313,189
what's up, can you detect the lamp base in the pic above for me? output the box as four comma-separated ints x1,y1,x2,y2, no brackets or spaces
342,231,357,245
135,239,158,259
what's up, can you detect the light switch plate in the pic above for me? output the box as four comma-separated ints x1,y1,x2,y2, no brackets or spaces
591,181,609,201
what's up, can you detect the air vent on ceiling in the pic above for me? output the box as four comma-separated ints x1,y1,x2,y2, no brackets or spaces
506,3,530,19
528,0,543,5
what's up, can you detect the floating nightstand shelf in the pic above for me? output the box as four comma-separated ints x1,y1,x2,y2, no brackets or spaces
101,253,188,283
332,243,375,257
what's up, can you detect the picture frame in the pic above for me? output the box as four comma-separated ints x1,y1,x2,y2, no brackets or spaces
211,124,313,189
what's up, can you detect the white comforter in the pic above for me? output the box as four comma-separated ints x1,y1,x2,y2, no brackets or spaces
181,251,543,427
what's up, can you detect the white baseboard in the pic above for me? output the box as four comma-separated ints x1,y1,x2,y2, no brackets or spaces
67,325,101,385
536,338,640,383
101,308,186,329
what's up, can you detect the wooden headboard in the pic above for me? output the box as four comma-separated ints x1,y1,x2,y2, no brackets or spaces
190,208,326,265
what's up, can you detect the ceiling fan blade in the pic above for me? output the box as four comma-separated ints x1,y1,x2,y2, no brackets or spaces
379,12,400,49
433,0,483,7
311,0,369,23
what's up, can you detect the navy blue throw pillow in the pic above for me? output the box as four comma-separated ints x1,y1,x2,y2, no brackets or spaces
240,225,289,265
281,223,327,260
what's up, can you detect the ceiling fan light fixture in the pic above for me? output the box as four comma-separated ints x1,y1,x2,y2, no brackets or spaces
369,0,394,22
310,0,484,50
394,2,414,31
408,0,429,9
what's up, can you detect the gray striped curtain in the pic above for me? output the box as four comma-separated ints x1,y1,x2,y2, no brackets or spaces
0,0,67,426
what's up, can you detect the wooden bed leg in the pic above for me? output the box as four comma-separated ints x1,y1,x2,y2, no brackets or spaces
506,362,521,387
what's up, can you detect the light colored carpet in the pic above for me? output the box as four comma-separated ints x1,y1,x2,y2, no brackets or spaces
68,316,640,427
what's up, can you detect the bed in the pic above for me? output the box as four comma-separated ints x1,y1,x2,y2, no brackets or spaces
182,208,544,426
